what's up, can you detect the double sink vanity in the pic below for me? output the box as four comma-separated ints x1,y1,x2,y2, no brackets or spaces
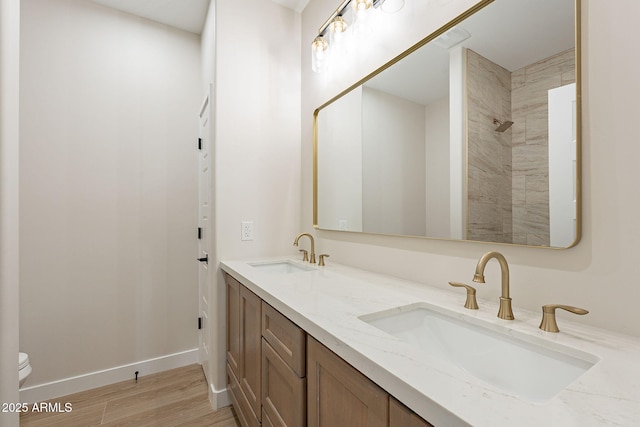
221,253,640,426
219,0,640,424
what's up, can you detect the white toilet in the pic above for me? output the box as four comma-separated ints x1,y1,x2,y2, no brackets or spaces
19,352,32,387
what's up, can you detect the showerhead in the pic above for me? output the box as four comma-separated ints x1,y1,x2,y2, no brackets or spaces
493,118,514,132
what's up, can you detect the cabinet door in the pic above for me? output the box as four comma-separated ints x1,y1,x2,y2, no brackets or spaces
262,338,306,427
307,337,387,427
389,397,433,427
226,274,240,376
240,285,262,421
227,363,255,427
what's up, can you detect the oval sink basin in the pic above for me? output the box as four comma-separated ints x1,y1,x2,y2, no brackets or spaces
249,260,314,274
359,303,598,403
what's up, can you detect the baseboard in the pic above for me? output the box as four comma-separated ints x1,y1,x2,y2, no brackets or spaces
209,383,231,410
19,348,199,403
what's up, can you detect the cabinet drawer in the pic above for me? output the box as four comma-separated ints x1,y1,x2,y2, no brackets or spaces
262,339,306,427
227,363,259,427
262,301,306,377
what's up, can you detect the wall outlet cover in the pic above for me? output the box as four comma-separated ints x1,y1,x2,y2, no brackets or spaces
241,221,254,241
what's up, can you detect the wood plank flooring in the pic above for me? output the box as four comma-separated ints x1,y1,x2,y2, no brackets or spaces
20,364,240,427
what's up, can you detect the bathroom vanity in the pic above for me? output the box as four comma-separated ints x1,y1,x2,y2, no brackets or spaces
221,258,640,426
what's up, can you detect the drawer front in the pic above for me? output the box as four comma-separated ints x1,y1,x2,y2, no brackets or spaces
262,339,306,427
227,363,260,427
262,301,306,377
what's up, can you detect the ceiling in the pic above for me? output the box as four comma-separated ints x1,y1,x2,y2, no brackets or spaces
89,0,310,34
366,0,576,105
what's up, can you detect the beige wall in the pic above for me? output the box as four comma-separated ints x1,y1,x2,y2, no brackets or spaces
202,0,302,401
302,0,640,337
0,0,21,424
19,0,201,387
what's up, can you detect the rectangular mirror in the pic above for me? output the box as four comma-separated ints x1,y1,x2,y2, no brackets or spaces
314,0,580,248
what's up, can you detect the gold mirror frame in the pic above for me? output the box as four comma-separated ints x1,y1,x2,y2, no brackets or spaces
313,0,581,249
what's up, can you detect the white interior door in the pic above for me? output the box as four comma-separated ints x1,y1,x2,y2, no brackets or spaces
198,89,212,385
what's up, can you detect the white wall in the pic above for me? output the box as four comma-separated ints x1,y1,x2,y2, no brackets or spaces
424,96,450,238
200,0,301,404
19,0,201,392
362,86,426,236
317,87,363,231
0,0,20,424
302,0,640,337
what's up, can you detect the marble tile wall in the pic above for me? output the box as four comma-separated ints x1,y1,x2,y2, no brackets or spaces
466,48,575,245
466,49,513,243
511,48,575,245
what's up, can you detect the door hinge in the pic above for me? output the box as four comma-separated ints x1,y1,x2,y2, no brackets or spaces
198,317,203,330
198,138,202,150
197,227,202,240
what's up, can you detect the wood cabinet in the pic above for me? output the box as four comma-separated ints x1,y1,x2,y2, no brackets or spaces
240,285,262,421
389,397,434,427
226,274,240,375
226,275,262,427
225,273,434,427
261,301,307,427
307,336,388,427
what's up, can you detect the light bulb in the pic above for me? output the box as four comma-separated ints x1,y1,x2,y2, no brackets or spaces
380,0,404,13
311,36,328,59
329,16,348,35
352,0,372,11
311,36,329,73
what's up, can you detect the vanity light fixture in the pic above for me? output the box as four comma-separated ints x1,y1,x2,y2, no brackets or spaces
329,15,348,37
311,0,404,73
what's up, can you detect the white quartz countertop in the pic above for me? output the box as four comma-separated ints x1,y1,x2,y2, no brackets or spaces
220,257,640,427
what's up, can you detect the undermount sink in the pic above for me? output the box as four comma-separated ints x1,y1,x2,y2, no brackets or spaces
359,303,598,403
249,260,314,274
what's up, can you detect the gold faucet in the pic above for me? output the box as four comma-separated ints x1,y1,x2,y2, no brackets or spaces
472,251,514,320
448,282,479,310
293,233,316,264
539,304,589,333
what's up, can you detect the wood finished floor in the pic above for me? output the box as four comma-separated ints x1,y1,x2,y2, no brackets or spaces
20,364,240,427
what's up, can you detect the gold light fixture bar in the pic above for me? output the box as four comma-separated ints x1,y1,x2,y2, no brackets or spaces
317,0,386,35
312,0,389,73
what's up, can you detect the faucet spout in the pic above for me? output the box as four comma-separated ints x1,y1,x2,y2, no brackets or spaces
293,233,316,264
472,251,514,320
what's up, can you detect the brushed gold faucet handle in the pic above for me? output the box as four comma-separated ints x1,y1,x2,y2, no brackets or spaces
318,254,330,266
539,304,589,333
448,282,479,310
299,249,309,262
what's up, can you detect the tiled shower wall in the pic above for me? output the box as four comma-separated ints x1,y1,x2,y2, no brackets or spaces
466,49,513,243
511,49,575,245
466,48,575,245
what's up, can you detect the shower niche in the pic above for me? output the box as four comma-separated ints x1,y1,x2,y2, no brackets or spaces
314,0,580,249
